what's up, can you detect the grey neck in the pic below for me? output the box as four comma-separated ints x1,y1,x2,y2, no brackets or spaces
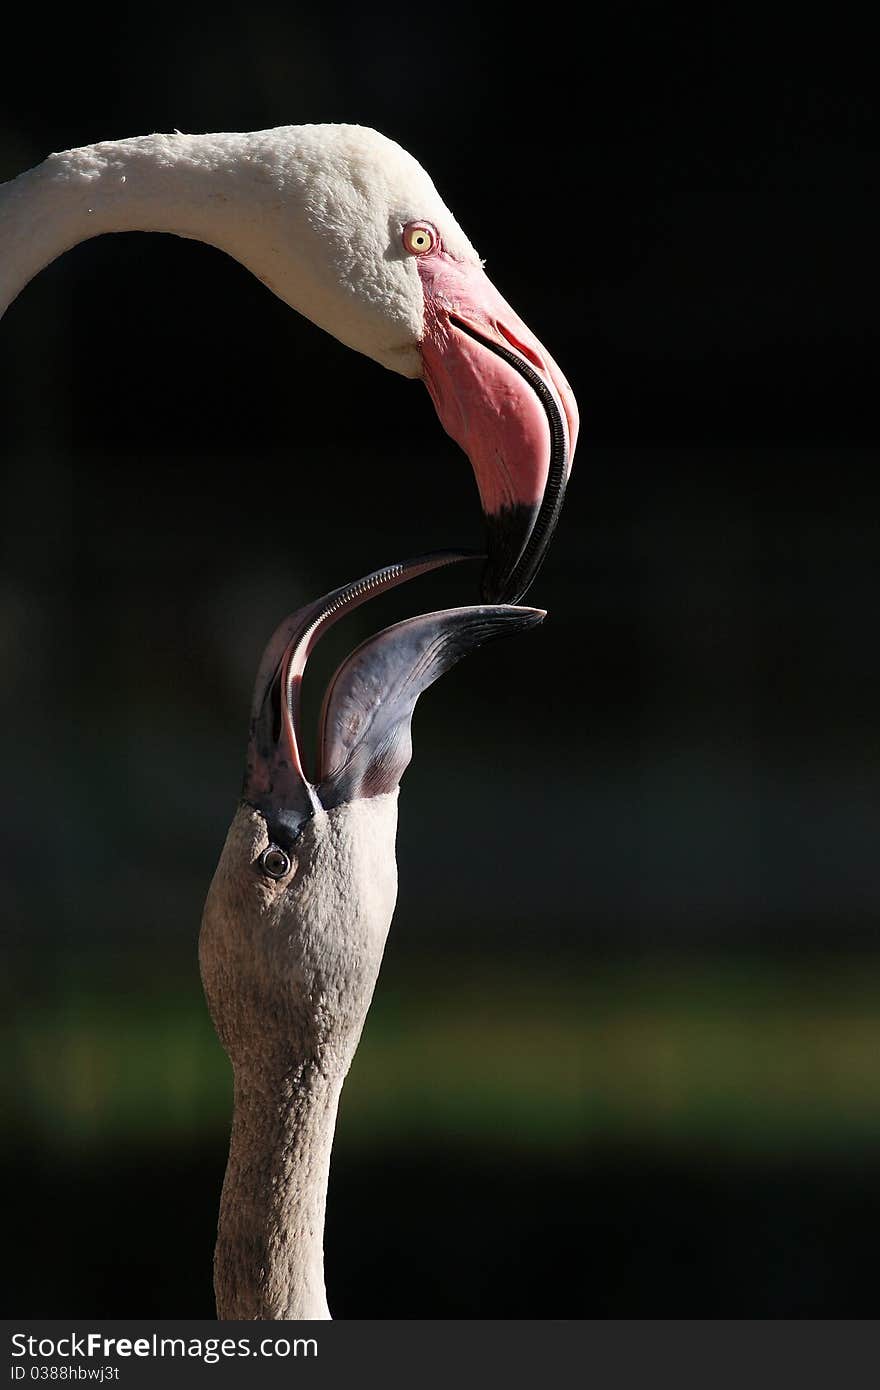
200,796,402,1322
214,1058,341,1320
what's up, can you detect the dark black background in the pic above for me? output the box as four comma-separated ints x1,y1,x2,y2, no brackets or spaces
1,2,879,1318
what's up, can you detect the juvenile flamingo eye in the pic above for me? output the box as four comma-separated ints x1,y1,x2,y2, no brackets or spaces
260,847,292,879
402,221,439,255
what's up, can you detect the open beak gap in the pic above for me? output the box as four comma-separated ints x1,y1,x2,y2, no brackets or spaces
244,552,473,836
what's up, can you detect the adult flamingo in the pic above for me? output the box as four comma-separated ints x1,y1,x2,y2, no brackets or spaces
0,123,578,600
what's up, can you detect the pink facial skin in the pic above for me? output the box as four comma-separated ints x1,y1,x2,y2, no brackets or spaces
417,251,579,518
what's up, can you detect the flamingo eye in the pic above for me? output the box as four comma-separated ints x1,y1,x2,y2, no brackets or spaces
402,221,439,256
260,847,292,880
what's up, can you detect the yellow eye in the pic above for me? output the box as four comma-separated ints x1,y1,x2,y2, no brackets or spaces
402,221,439,256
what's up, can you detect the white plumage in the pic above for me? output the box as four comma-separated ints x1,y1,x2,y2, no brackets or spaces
1,121,578,604
0,124,481,374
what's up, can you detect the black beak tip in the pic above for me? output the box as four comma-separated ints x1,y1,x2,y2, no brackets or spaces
480,568,518,604
481,501,542,604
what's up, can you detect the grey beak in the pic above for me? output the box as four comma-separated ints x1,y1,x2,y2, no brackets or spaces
242,553,545,845
317,605,545,808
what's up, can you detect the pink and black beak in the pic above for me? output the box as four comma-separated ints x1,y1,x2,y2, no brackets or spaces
243,552,544,847
417,253,578,603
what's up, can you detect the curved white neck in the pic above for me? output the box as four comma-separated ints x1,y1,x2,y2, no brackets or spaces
2,134,256,315
0,128,390,360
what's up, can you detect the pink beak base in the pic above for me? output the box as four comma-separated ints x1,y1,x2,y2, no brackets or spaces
418,253,578,602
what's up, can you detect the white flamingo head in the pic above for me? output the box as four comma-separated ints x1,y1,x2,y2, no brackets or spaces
4,122,578,602
222,124,580,602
